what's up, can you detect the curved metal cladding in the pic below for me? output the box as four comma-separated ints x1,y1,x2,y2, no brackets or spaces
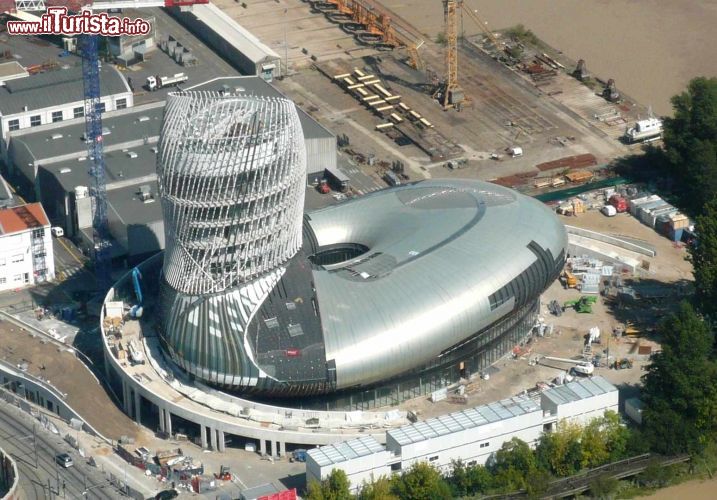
157,91,306,386
307,180,567,390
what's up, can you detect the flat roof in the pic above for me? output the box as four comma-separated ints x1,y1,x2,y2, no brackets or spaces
9,102,164,163
307,435,385,467
42,142,158,194
187,3,280,64
0,65,129,115
542,376,617,406
106,181,163,227
388,395,541,447
0,61,28,80
0,202,49,235
188,76,334,141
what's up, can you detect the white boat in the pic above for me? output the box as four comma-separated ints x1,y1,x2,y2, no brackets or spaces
625,117,663,143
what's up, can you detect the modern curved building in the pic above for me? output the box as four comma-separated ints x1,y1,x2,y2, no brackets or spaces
154,92,567,399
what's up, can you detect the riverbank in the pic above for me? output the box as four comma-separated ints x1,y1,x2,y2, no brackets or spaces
645,477,717,499
382,0,717,116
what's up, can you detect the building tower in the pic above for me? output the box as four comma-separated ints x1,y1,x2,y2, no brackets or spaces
157,91,306,387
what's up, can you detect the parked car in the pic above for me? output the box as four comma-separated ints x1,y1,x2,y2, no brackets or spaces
55,453,73,468
51,226,64,237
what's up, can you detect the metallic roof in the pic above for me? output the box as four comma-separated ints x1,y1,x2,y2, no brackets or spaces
0,65,130,115
309,179,567,389
388,395,540,447
307,435,386,467
542,376,617,406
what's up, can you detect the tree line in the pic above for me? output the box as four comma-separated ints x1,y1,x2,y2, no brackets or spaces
308,77,717,499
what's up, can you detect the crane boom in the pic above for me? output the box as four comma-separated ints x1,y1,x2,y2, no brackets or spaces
460,0,500,48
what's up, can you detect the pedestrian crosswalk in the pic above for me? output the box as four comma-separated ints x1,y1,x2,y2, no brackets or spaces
57,265,85,281
355,186,383,196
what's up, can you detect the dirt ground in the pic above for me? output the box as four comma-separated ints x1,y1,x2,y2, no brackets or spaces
401,205,691,419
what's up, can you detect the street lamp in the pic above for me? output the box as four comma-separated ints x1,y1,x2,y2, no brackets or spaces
283,8,289,77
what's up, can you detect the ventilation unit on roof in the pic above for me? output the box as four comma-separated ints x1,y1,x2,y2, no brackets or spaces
138,116,150,122
127,151,138,159
59,168,71,174
150,147,158,153
138,184,154,203
51,133,63,140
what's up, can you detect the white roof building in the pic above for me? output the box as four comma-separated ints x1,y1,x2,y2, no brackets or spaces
307,377,620,490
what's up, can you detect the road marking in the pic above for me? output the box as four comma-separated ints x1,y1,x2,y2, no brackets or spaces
56,238,84,267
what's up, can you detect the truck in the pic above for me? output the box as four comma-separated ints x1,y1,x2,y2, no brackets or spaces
383,170,401,187
624,117,663,143
609,194,628,212
324,166,349,192
146,73,188,91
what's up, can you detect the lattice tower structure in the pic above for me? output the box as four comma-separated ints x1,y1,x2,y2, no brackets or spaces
157,92,307,296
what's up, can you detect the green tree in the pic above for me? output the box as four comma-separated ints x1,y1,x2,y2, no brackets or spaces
448,460,493,496
390,462,451,500
690,196,717,319
589,474,619,500
535,423,583,476
663,77,717,212
641,302,717,454
490,438,538,492
524,468,551,498
307,469,352,500
358,477,397,500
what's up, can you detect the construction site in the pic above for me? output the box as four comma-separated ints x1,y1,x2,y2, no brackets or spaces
212,0,647,196
0,0,691,497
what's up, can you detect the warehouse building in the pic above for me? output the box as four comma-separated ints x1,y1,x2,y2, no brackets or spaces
306,377,619,491
0,65,133,143
168,3,282,81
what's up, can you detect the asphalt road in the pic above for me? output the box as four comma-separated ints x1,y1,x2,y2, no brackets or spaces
0,403,121,500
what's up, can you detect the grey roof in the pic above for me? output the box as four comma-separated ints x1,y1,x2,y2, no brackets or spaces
388,395,540,447
188,76,334,141
106,181,162,227
309,179,567,389
41,142,158,194
188,3,280,64
10,103,164,163
0,65,130,116
307,435,386,467
542,376,617,406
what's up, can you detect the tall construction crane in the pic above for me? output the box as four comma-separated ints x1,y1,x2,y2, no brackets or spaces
13,0,206,291
434,0,460,109
435,0,500,110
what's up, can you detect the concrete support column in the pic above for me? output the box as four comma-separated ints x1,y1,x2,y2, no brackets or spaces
271,441,278,458
259,439,266,456
278,441,285,457
122,380,130,414
217,430,225,452
133,390,141,424
158,407,165,433
200,425,208,449
165,410,172,437
210,427,218,451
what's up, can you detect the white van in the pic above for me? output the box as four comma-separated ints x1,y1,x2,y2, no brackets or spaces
601,205,617,217
51,226,64,237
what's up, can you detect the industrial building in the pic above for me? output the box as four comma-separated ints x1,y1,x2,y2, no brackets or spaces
306,377,619,492
4,76,335,264
168,2,282,81
0,202,54,291
0,65,132,142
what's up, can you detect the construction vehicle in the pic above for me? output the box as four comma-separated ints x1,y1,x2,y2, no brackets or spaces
146,73,188,91
560,270,578,289
215,465,231,481
539,356,595,376
291,449,308,463
563,296,598,314
130,267,144,319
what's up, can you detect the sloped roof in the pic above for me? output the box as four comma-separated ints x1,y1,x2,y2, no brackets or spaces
0,203,50,235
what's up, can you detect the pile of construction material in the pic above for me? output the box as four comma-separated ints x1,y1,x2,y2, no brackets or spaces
566,256,614,294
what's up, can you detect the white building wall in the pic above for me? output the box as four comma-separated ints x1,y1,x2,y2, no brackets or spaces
1,92,133,140
0,225,55,291
306,451,394,493
553,391,619,426
388,410,544,473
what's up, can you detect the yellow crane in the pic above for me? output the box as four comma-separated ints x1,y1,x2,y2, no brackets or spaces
435,0,501,109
